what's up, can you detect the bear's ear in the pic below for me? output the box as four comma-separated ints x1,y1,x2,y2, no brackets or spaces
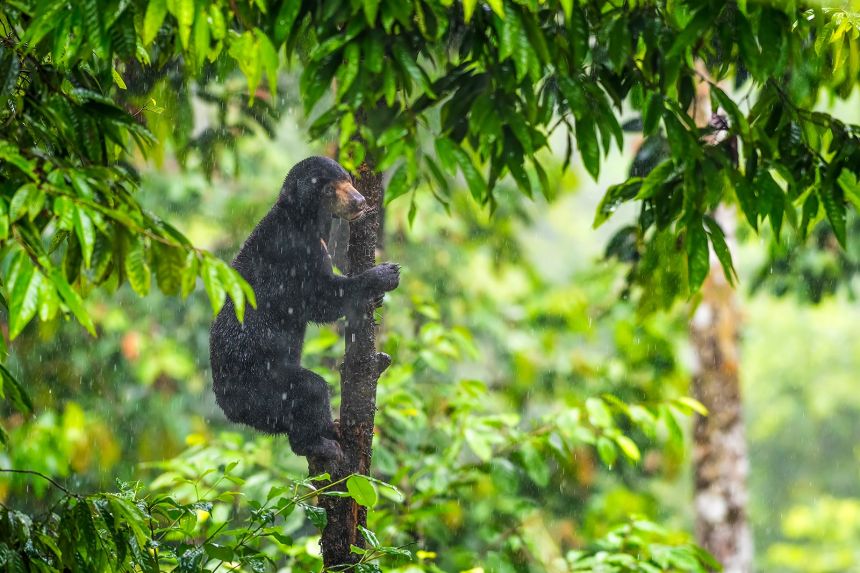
278,175,298,207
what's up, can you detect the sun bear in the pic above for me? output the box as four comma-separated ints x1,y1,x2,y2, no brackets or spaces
209,156,400,461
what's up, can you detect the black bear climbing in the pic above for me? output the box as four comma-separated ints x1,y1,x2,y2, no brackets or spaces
209,157,400,460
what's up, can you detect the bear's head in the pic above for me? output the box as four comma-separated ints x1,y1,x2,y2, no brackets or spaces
279,156,366,222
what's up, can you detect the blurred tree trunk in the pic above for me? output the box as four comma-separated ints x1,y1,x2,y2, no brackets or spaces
689,208,754,573
688,71,754,572
308,156,386,568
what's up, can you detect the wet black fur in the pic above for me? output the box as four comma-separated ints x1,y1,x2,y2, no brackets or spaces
209,157,399,460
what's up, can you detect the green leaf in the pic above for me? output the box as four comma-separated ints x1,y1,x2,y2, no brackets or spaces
81,0,107,59
37,276,60,321
10,184,36,222
668,8,712,58
637,159,675,199
229,31,261,103
363,0,380,25
274,0,301,45
7,254,42,339
594,178,641,228
596,436,617,467
364,35,384,73
486,0,504,18
464,428,493,462
346,475,378,507
256,29,279,96
112,68,127,89
710,86,749,137
215,261,247,322
837,169,860,211
660,405,684,446
181,251,199,298
820,184,847,248
50,269,96,336
125,235,151,296
304,505,328,529
382,65,396,106
385,163,411,204
0,46,20,109
143,0,167,45
336,43,360,100
205,544,234,562
175,0,195,50
393,40,434,97
703,215,737,285
73,206,95,268
733,176,758,230
585,397,613,428
685,220,709,291
453,150,486,201
575,117,599,179
757,171,785,238
0,363,33,414
642,92,663,135
152,242,185,296
663,111,694,160
0,141,35,177
518,441,550,487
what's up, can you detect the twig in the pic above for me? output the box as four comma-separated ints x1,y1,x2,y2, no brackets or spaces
0,468,77,497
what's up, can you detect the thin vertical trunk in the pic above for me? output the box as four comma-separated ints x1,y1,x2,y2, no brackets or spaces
308,159,386,568
689,208,754,573
685,69,754,571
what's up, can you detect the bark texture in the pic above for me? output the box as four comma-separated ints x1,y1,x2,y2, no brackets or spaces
308,161,385,568
689,209,754,573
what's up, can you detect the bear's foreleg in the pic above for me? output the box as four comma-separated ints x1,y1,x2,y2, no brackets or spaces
305,262,400,323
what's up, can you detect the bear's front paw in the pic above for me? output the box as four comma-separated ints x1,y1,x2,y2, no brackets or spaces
370,262,400,292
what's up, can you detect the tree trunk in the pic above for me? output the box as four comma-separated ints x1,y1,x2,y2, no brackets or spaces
689,208,754,573
308,159,386,568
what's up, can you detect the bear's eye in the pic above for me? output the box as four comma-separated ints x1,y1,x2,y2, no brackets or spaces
322,183,335,196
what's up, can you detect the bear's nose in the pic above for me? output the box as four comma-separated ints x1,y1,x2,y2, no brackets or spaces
350,193,366,211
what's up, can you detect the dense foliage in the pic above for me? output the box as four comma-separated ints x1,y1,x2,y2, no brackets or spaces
2,0,860,337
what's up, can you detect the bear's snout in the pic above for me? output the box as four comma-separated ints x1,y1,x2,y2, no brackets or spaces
331,180,367,221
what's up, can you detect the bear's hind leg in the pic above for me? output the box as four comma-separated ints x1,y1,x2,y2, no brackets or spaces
281,365,343,460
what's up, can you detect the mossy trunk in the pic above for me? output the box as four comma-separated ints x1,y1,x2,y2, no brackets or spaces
308,160,385,568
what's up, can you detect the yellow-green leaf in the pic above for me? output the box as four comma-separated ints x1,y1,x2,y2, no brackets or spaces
143,0,168,46
215,260,246,322
201,257,226,315
10,183,35,222
487,0,504,18
175,0,194,49
256,28,279,97
346,475,378,507
112,68,127,89
676,396,709,416
463,0,477,22
614,435,641,462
